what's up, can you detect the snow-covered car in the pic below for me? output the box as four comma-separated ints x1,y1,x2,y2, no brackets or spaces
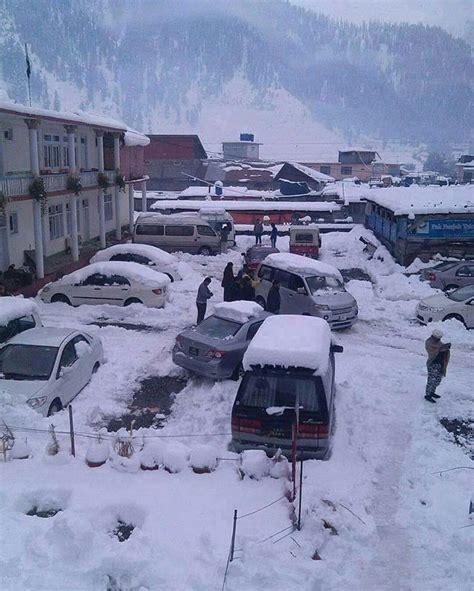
416,285,474,328
0,297,42,344
90,243,182,282
419,260,474,291
229,315,343,460
39,261,170,308
0,327,104,416
242,245,280,274
173,301,270,380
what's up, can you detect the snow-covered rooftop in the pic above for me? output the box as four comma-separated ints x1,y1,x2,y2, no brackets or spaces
243,315,332,374
0,297,39,327
151,199,341,212
264,253,343,281
56,261,170,287
286,162,335,183
90,244,176,266
179,186,275,199
213,301,265,324
124,128,150,147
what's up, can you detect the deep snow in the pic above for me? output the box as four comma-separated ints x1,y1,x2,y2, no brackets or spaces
0,226,472,591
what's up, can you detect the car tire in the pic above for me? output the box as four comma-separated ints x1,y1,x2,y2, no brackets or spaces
256,296,266,310
124,298,142,306
442,313,466,326
51,294,71,305
92,362,100,374
231,363,244,381
47,399,63,417
198,246,212,256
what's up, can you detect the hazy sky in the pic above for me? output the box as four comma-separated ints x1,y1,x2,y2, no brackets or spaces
291,0,473,38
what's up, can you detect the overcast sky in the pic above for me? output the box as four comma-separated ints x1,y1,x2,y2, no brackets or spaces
290,0,473,39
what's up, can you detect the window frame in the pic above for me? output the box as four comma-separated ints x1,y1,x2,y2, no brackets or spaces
8,212,19,235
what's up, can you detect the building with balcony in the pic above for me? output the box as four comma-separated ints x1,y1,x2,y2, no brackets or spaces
0,101,149,284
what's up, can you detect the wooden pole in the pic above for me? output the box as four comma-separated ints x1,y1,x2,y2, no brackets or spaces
68,405,75,457
230,510,238,562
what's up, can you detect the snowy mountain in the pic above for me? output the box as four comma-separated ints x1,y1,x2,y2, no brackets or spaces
0,0,471,159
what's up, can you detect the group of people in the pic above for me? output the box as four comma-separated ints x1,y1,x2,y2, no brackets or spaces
253,219,278,248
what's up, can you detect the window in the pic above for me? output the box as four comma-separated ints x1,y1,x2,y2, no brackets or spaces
59,340,79,370
294,232,314,243
49,204,64,240
43,134,61,169
196,316,242,339
197,225,216,236
246,321,263,340
135,224,164,236
273,269,292,289
9,212,18,235
258,265,274,282
108,275,130,286
3,128,13,141
165,225,194,236
456,265,474,277
320,165,331,175
288,274,306,293
104,193,113,221
17,315,37,332
81,273,107,286
0,344,58,380
341,166,352,175
110,253,152,265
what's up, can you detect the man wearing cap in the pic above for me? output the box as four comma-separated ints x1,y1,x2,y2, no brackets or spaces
424,329,451,403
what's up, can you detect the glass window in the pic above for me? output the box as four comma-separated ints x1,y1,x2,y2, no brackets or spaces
135,224,164,236
107,274,130,286
246,321,263,340
17,315,36,332
110,252,151,265
59,341,78,369
294,232,314,243
43,134,61,169
104,194,113,221
258,265,273,281
273,269,292,289
197,225,216,236
165,225,194,237
9,212,18,234
432,262,457,271
320,165,331,175
306,275,343,293
456,266,474,277
196,316,242,339
288,274,306,293
49,204,64,240
0,344,58,380
447,285,474,301
81,273,107,286
341,166,352,175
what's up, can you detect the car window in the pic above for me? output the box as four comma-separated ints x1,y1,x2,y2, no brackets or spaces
82,273,107,286
196,316,242,339
433,262,457,271
197,225,216,236
17,315,37,331
72,335,91,358
306,275,343,293
274,269,292,289
135,224,164,236
288,274,306,293
165,225,194,237
0,320,17,344
258,265,273,281
0,344,58,380
447,285,474,301
456,265,474,277
59,340,79,368
106,274,130,286
110,253,152,265
246,321,264,340
294,232,314,243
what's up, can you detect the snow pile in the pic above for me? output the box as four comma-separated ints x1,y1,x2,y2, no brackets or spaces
0,297,40,326
240,450,270,479
264,252,343,281
151,199,341,212
56,262,170,288
85,437,110,467
213,301,264,324
269,451,290,479
163,441,189,473
10,438,30,460
189,444,218,473
139,441,166,470
90,244,176,266
124,127,150,147
243,315,332,373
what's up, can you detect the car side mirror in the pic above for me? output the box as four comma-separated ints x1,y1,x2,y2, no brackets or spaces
330,344,344,353
297,287,307,294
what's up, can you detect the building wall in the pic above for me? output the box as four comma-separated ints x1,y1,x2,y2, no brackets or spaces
0,115,33,175
121,145,145,180
222,142,259,160
145,137,201,160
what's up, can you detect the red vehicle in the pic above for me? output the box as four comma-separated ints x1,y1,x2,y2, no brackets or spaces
242,246,280,273
289,225,321,259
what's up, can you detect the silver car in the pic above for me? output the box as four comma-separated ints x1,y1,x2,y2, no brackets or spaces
416,285,474,328
173,305,271,380
420,261,474,291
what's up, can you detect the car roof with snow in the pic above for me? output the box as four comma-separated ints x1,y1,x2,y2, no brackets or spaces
6,327,80,346
56,261,170,287
213,301,267,324
243,315,333,374
90,243,176,265
262,253,343,281
135,212,206,224
0,297,39,326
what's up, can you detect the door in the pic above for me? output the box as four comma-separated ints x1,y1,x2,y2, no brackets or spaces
0,213,9,272
71,273,109,305
287,273,311,313
51,338,83,406
273,269,293,312
102,274,132,305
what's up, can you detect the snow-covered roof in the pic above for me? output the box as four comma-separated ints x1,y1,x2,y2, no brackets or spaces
90,244,176,266
243,315,332,374
124,128,150,147
56,261,170,287
8,326,77,346
179,186,275,199
263,253,343,281
0,297,39,327
287,162,335,182
151,199,341,212
364,185,474,215
213,301,265,324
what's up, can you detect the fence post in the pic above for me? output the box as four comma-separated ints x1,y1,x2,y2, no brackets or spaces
68,405,75,457
297,454,304,530
230,509,238,562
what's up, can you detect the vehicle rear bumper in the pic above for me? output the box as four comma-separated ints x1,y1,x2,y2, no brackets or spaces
172,350,234,379
229,434,330,460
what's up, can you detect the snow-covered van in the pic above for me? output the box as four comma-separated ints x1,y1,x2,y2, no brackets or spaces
0,297,42,344
229,315,343,460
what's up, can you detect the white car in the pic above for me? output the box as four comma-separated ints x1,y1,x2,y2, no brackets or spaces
0,297,42,344
40,261,170,308
416,285,474,328
0,327,104,416
90,243,182,282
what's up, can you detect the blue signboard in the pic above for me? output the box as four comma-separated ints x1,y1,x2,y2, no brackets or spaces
414,219,474,238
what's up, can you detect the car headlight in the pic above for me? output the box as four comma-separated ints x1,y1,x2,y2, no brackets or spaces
41,286,50,293
27,396,47,408
314,304,330,311
428,307,445,313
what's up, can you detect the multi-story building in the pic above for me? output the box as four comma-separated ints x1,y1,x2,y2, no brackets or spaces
304,149,401,182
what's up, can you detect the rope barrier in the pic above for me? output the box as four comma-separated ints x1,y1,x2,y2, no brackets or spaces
237,493,289,520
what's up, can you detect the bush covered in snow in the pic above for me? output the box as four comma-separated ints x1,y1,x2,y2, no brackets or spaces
239,450,270,480
189,444,218,474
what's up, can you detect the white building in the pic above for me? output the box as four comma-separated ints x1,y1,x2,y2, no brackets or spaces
222,134,261,160
0,101,149,280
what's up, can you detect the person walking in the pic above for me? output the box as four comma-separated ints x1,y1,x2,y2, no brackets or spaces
424,329,451,403
253,218,263,245
270,223,278,248
221,262,235,302
267,280,281,314
240,276,256,301
220,223,230,254
196,277,213,324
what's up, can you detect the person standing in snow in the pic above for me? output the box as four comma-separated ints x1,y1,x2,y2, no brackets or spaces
220,224,230,254
424,329,451,403
270,223,278,248
266,280,281,314
254,218,263,245
196,277,213,324
221,262,235,302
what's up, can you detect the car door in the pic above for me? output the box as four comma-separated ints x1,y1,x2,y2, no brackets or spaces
50,337,83,406
287,273,311,313
455,264,474,288
256,264,274,300
103,274,132,305
71,273,108,305
273,269,293,312
465,298,474,328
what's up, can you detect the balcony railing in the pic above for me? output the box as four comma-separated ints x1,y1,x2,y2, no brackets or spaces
0,175,33,197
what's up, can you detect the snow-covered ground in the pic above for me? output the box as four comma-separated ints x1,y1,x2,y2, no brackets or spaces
0,229,472,591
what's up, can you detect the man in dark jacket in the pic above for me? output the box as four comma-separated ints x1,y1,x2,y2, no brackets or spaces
267,280,281,313
270,223,278,248
196,277,213,324
253,219,263,245
424,329,451,403
221,262,234,302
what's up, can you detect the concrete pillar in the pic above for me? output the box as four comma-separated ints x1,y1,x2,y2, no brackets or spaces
65,125,79,261
141,180,147,212
25,118,44,278
128,183,134,234
95,129,106,248
113,133,121,240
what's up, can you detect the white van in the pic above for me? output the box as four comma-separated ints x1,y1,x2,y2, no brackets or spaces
0,297,42,344
198,207,236,246
133,213,221,255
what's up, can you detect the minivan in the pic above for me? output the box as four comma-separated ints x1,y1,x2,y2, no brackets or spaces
133,213,221,255
0,297,42,344
229,315,342,460
255,253,358,329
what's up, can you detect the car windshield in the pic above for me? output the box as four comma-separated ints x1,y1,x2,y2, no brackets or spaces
196,316,242,339
306,275,343,293
0,344,58,380
432,262,457,271
250,249,275,262
238,374,324,413
447,286,474,302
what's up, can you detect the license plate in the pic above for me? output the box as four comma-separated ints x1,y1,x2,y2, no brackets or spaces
189,347,199,356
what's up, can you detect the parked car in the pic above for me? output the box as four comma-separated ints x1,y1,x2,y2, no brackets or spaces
173,301,270,380
39,261,170,308
0,297,42,344
242,246,280,274
229,315,343,460
255,253,358,329
0,327,104,416
420,260,474,291
416,285,474,328
133,213,221,255
289,225,321,259
90,243,183,282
